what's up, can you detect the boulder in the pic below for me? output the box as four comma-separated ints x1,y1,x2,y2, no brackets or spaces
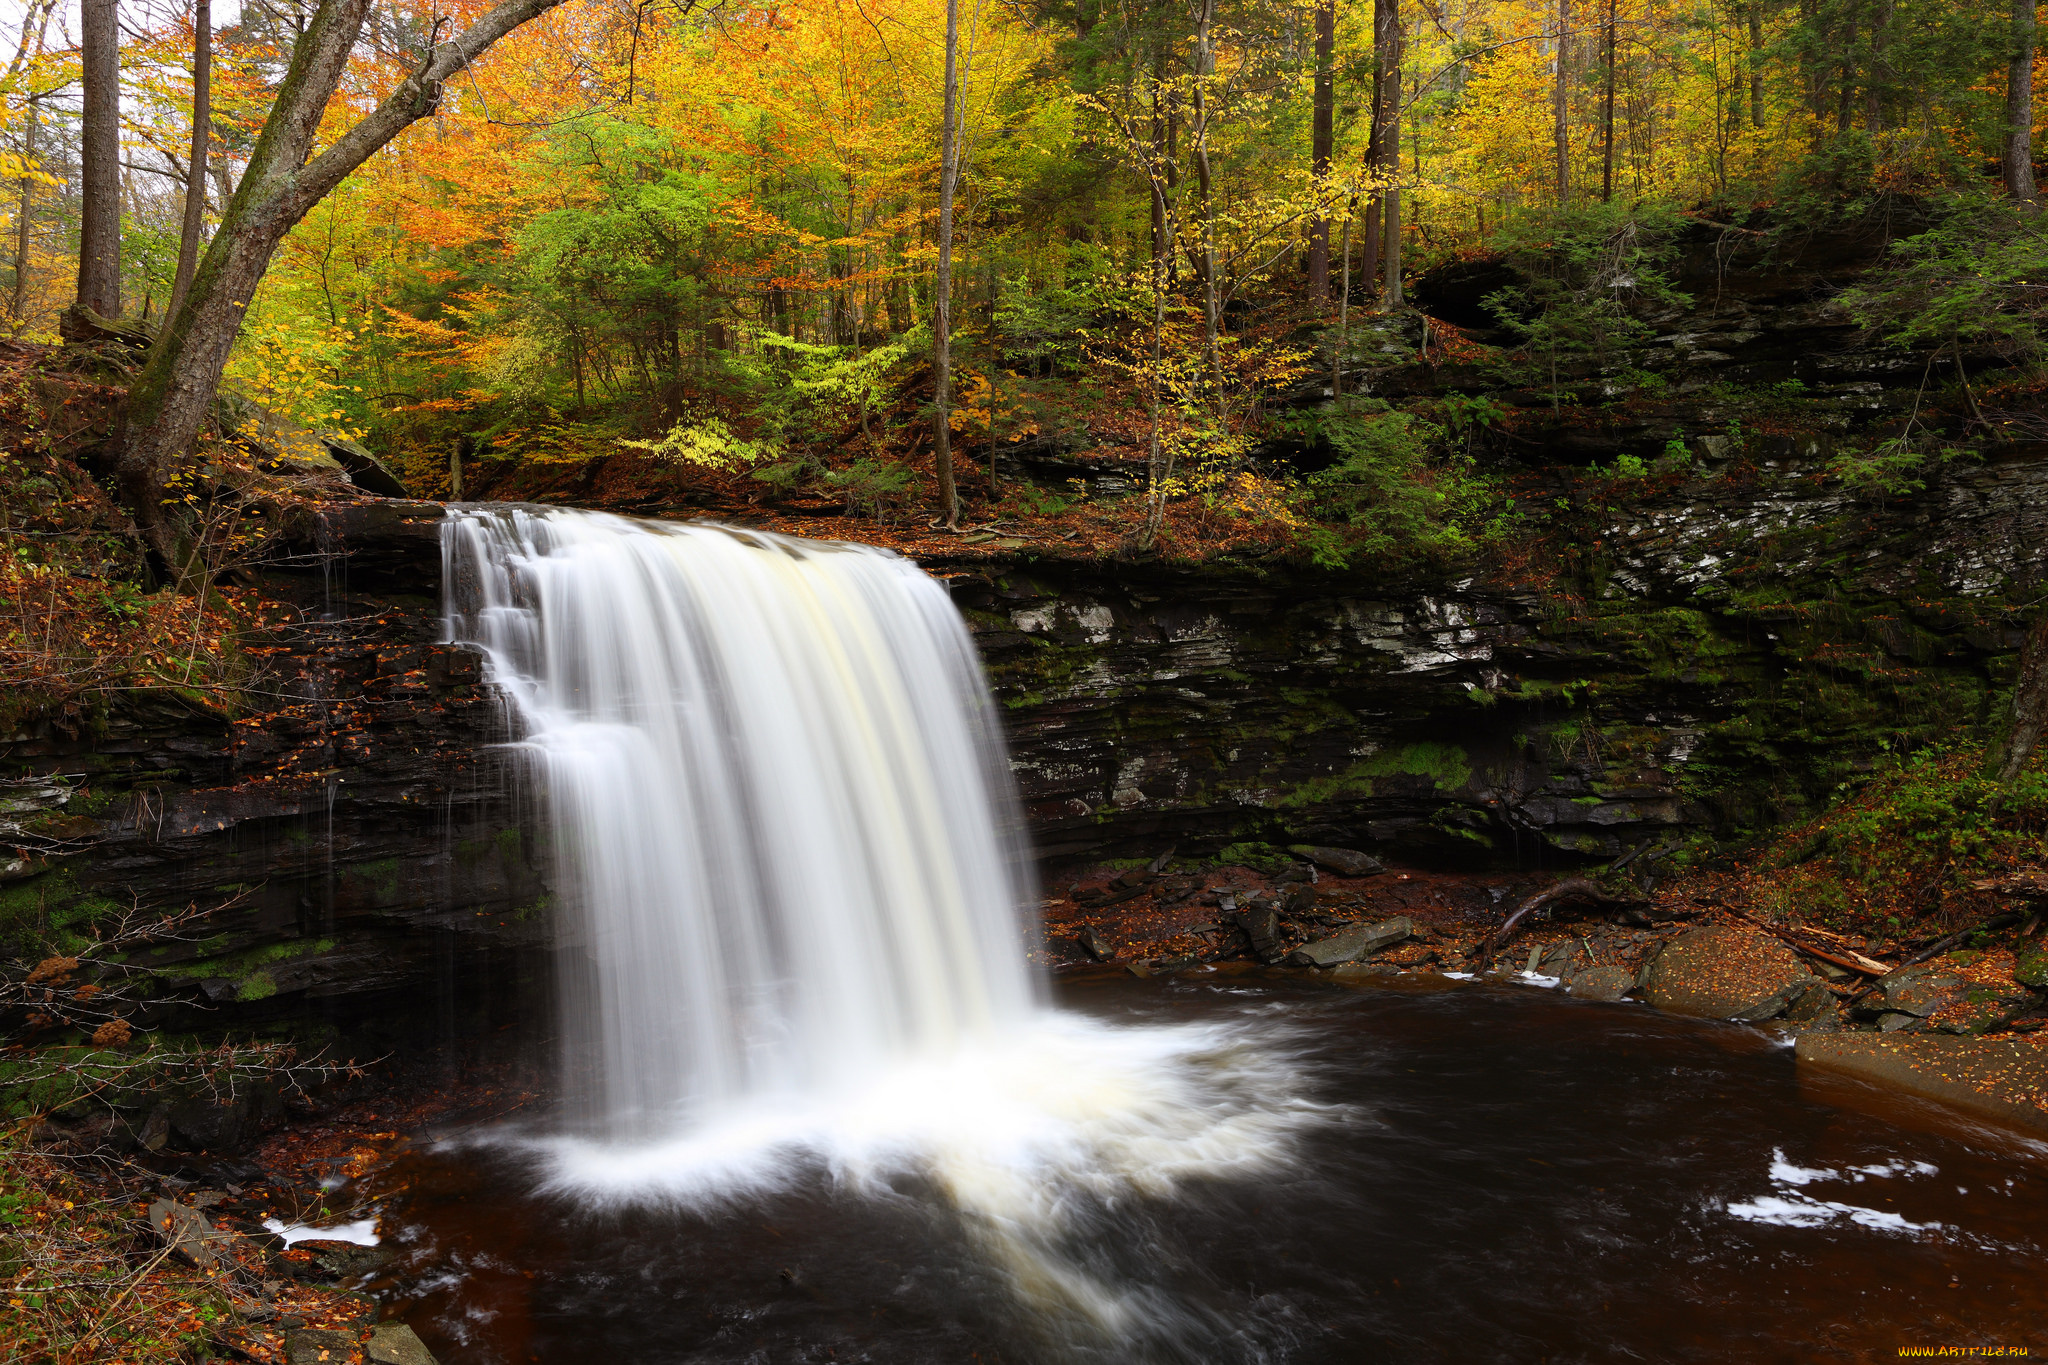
1644,925,1820,1022
1565,965,1635,1002
286,1238,390,1284
1231,907,1285,963
1288,846,1385,878
1287,916,1413,967
368,1322,439,1365
1276,882,1319,915
2014,948,2048,991
285,1328,359,1364
1875,966,1968,1018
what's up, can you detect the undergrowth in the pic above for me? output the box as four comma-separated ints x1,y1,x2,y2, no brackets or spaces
1730,745,2048,943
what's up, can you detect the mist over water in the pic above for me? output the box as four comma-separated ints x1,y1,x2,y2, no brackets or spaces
439,508,1326,1353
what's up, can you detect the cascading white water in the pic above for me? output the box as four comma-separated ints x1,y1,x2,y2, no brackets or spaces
442,506,1329,1354
443,507,1043,1134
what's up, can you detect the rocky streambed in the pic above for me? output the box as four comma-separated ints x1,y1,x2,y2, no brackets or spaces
1040,847,2048,1134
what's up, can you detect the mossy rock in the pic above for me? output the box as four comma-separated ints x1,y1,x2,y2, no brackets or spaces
2014,949,2048,991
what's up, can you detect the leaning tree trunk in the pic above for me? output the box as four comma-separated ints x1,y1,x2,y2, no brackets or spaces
2009,0,2038,209
119,0,575,576
1998,614,2048,784
74,0,121,321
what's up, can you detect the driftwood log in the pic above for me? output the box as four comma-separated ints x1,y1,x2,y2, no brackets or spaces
1475,878,1650,971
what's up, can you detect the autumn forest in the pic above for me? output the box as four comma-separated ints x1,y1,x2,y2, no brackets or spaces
0,0,2037,558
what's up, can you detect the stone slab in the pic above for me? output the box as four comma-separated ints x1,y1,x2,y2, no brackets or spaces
1289,916,1413,967
1645,925,1817,1021
1795,1033,2048,1134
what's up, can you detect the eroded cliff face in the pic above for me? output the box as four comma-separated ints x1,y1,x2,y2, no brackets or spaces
948,439,2044,873
1,502,549,1043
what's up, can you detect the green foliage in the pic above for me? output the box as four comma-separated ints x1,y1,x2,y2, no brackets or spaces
621,407,779,470
1484,203,1692,404
1806,746,2048,888
730,333,917,443
1284,398,1512,569
1839,198,2048,362
1827,433,1964,496
823,458,917,521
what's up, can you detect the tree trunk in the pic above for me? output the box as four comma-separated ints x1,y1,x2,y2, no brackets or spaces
932,0,963,528
1365,0,1399,291
1380,11,1403,308
1864,0,1888,134
1999,614,2048,783
1150,51,1169,287
1193,0,1222,393
11,107,34,325
1602,0,1617,202
119,0,577,575
1139,65,1175,550
1306,0,1336,299
168,0,210,324
2010,0,2038,208
75,0,121,320
1553,0,1571,205
1333,193,1354,397
1748,4,1764,129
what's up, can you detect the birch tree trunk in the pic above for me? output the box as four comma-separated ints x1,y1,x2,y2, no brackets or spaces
118,0,577,575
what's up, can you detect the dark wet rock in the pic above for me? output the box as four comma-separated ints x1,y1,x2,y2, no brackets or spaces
1288,916,1413,967
1231,907,1285,963
168,1089,284,1152
1566,966,1635,1001
1644,926,1819,1022
1782,980,1838,1023
1290,846,1384,877
368,1322,439,1365
1276,882,1319,915
285,1328,359,1364
287,1239,391,1284
1863,965,1970,1019
1878,1012,1923,1032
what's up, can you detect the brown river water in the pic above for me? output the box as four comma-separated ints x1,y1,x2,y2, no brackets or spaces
346,974,2048,1364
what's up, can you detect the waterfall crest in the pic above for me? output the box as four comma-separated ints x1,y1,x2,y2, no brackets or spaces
443,508,1044,1136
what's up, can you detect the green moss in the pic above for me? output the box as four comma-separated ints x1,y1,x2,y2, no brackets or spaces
153,936,337,983
349,858,403,900
237,972,277,1002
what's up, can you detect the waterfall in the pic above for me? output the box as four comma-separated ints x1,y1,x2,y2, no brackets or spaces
443,508,1043,1136
441,506,1327,1354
